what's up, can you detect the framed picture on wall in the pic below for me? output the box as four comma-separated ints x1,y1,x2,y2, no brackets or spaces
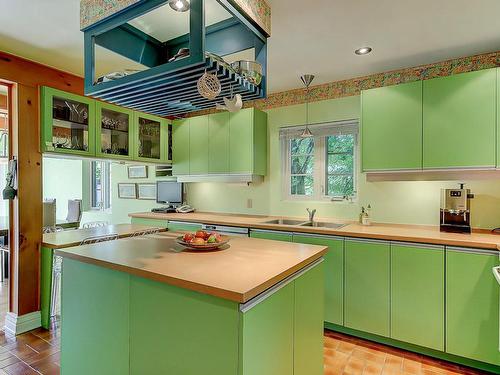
128,165,148,179
118,183,137,199
137,183,156,200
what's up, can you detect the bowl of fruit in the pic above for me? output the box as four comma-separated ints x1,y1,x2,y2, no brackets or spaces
176,230,229,251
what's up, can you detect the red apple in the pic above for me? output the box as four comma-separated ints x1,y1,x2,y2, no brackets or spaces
182,233,194,243
195,230,207,239
192,237,206,245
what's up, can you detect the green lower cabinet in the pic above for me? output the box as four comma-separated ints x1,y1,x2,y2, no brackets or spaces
344,239,390,337
293,234,343,325
240,281,294,375
391,243,444,350
167,221,203,232
61,259,130,375
130,217,168,227
293,262,324,375
249,230,293,242
446,247,500,366
130,276,240,375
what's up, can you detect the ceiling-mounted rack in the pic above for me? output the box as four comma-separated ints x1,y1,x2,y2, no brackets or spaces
82,0,268,117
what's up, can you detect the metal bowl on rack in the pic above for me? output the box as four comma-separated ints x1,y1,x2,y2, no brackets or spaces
230,60,262,86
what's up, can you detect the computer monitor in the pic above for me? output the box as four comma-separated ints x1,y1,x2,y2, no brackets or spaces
156,181,183,205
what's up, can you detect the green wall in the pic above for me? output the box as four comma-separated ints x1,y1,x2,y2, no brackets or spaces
186,96,500,229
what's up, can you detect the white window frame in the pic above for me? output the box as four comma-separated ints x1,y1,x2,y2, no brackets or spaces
281,120,358,201
90,160,112,210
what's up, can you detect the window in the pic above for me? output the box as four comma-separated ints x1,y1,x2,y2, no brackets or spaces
281,121,358,200
91,161,111,209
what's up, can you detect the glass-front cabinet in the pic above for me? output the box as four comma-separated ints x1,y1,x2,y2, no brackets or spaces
133,112,169,163
41,87,96,156
96,102,134,160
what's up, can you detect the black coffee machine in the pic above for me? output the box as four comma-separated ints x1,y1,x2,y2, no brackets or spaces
440,183,474,233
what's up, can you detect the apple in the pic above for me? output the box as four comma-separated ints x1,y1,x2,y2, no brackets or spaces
208,232,222,242
182,233,194,243
195,230,207,239
192,237,206,245
207,235,217,244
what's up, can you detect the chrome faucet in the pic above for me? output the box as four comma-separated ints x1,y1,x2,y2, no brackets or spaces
306,208,317,222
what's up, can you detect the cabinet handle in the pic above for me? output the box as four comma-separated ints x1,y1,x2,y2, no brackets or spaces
391,241,444,250
250,229,293,235
292,232,344,240
345,237,389,245
239,258,324,313
447,246,499,256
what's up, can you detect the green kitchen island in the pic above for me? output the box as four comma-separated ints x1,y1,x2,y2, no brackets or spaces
55,234,327,375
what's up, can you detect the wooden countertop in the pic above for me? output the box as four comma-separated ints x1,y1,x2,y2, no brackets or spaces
55,234,327,303
42,224,166,249
130,212,500,250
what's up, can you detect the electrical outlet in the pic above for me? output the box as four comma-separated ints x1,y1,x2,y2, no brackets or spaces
247,199,253,209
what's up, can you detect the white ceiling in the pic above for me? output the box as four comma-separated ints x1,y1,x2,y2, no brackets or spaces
1,0,500,93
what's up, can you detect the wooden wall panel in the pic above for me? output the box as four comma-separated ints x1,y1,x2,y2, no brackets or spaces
0,51,84,319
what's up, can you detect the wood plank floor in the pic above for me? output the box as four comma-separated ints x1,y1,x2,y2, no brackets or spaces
0,326,493,374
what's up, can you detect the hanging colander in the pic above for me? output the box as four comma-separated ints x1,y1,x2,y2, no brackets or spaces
197,70,221,100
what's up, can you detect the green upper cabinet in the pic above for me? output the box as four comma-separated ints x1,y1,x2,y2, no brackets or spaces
229,108,267,175
189,115,209,175
41,86,96,157
423,69,496,169
361,81,423,171
95,101,134,160
172,118,190,175
446,247,500,366
172,108,267,176
133,112,170,163
208,112,230,173
344,239,390,337
391,243,444,351
293,234,344,326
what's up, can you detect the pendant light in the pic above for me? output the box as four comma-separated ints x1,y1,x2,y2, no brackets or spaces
300,74,315,138
169,0,190,12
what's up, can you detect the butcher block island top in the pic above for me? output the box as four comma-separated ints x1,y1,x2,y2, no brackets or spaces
55,233,327,303
130,212,500,250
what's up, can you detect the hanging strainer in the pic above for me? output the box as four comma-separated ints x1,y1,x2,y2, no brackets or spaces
197,70,221,100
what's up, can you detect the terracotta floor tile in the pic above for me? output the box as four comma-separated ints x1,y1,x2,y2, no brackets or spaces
2,361,38,375
352,348,387,365
344,357,366,375
363,361,384,375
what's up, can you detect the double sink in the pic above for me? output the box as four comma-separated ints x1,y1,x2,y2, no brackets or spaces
262,219,346,229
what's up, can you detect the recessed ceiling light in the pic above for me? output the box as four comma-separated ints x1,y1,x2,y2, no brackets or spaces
169,0,190,12
355,47,373,55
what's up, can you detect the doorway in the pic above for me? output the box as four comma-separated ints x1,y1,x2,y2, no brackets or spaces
0,83,10,325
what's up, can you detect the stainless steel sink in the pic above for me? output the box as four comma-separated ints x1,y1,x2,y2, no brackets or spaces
300,221,346,229
262,219,346,229
263,219,309,226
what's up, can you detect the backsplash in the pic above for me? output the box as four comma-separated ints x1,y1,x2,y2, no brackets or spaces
185,96,500,230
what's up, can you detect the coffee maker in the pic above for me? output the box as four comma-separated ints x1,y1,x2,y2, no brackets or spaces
440,183,474,233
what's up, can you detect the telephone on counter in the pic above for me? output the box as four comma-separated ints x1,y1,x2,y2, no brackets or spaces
176,204,195,213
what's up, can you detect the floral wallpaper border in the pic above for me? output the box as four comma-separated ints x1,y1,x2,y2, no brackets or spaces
231,0,271,36
185,50,500,117
80,0,140,30
80,0,271,35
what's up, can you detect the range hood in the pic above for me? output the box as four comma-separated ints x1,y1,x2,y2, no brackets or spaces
81,0,269,117
176,174,263,184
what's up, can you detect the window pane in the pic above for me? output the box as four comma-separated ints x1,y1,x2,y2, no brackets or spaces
328,154,353,174
327,134,354,153
291,176,314,196
291,156,314,174
291,137,314,155
327,175,354,196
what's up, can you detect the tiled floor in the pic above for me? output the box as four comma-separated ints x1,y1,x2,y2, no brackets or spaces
0,325,493,374
324,330,493,375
